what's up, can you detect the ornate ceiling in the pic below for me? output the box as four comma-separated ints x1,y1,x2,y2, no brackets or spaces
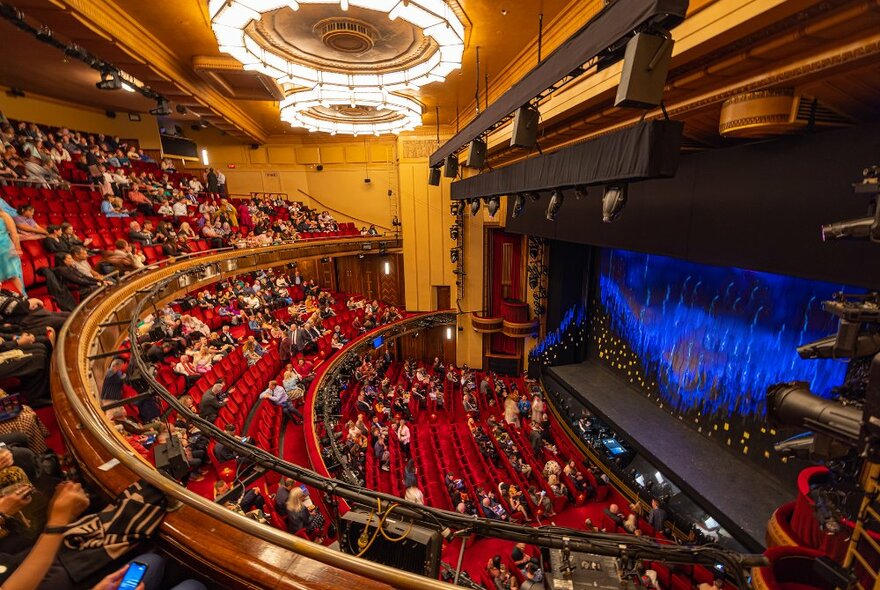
1,0,878,148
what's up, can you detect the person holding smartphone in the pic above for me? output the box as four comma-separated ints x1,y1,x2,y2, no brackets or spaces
0,481,89,590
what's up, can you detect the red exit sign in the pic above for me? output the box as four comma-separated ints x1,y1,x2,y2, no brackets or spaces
227,164,236,168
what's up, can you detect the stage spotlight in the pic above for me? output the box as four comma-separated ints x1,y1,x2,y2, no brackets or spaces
150,98,172,116
450,201,460,216
575,186,588,199
64,44,89,61
528,274,539,289
546,189,563,221
450,225,459,241
821,208,880,242
512,194,526,218
486,197,500,216
470,199,481,216
450,248,460,264
602,184,628,223
96,69,122,90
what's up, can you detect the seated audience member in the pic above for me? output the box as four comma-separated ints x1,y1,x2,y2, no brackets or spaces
697,578,724,590
602,503,625,531
13,205,48,241
521,563,545,590
199,379,227,422
100,195,129,217
213,423,244,463
42,225,67,254
59,222,92,252
102,239,145,273
69,246,104,281
53,253,106,296
128,221,153,245
274,478,296,517
259,380,303,424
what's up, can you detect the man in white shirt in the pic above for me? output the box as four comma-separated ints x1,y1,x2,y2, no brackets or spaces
172,199,188,217
216,170,227,194
259,380,303,423
188,177,203,193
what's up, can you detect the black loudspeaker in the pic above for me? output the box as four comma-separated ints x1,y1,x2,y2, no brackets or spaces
428,167,441,186
443,155,459,178
465,138,487,168
511,105,539,148
340,509,441,579
614,32,674,109
154,435,189,480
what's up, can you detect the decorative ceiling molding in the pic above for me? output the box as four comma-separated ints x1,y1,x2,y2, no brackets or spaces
54,0,270,142
192,55,285,101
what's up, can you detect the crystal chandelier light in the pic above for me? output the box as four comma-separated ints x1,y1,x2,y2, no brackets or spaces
279,89,422,135
209,0,465,92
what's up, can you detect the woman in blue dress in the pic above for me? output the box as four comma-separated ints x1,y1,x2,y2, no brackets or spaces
0,208,25,295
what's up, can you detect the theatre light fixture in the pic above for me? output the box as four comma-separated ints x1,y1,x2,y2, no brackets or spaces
470,198,481,217
512,194,525,218
545,189,563,221
450,248,460,263
95,69,122,90
602,184,628,223
486,196,500,217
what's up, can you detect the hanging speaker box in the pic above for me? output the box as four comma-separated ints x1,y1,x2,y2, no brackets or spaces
615,32,674,109
465,138,487,168
511,105,539,148
444,155,459,178
428,166,442,186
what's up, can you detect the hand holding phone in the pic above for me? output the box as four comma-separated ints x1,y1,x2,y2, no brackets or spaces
92,561,148,590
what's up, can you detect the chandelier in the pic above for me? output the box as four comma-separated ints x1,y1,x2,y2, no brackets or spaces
280,89,422,135
209,0,465,135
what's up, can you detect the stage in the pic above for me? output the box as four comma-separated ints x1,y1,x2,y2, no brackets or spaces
547,361,796,551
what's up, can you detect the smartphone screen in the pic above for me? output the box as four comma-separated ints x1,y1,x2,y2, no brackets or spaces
118,561,148,590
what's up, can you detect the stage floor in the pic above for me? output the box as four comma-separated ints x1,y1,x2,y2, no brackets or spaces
548,361,794,550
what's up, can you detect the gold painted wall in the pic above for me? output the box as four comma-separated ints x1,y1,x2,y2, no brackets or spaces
0,88,161,149
184,127,398,230
396,134,490,368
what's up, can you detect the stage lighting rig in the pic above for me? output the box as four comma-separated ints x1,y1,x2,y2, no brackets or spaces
821,166,880,242
512,194,525,218
470,198,481,216
450,248,460,264
546,189,563,221
602,184,628,223
150,98,172,116
797,292,880,360
449,225,459,241
486,197,500,217
96,69,123,90
450,201,461,217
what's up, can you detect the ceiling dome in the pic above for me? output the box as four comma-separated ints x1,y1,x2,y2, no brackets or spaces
210,0,465,95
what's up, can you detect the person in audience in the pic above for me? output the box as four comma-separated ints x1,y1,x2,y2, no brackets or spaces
374,434,390,472
698,578,725,590
213,424,242,463
405,485,425,505
102,239,144,272
647,497,667,533
259,380,303,424
0,210,24,295
53,252,106,297
42,225,67,254
521,563,545,590
69,246,104,281
128,221,153,245
13,206,47,242
99,194,129,217
397,419,411,458
100,358,127,404
199,378,227,422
